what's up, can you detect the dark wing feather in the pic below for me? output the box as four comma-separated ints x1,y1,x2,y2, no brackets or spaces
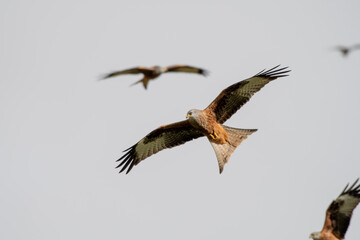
116,120,203,174
322,178,360,239
205,65,290,124
164,64,209,76
101,66,153,79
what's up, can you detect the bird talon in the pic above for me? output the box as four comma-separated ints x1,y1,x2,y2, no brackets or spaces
209,133,218,140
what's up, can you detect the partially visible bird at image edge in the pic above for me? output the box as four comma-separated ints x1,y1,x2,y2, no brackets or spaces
309,178,360,240
116,65,290,174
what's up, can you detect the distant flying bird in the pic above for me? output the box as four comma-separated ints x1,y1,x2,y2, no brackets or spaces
309,179,360,240
101,65,209,89
116,65,290,174
335,44,360,57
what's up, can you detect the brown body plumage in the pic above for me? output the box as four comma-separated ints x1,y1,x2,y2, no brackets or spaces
101,64,209,89
187,110,228,144
116,65,290,174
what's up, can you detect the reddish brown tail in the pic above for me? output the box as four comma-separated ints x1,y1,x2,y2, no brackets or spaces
209,126,257,173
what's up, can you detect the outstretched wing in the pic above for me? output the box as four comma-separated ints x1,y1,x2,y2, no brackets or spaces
205,65,290,124
101,66,153,79
352,44,360,50
116,120,203,174
321,179,360,239
164,64,209,76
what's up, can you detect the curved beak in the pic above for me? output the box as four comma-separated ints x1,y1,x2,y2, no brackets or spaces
186,114,190,118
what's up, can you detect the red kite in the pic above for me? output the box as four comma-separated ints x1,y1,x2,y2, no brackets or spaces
309,179,360,240
335,44,360,57
116,65,290,174
102,65,208,89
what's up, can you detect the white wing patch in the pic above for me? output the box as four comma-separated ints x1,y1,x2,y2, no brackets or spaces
337,195,360,216
135,136,167,162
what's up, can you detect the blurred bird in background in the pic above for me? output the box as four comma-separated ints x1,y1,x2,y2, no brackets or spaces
101,64,209,89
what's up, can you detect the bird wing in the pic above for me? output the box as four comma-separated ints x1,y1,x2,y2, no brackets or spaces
321,179,360,239
101,66,153,79
164,64,209,76
205,65,290,124
352,43,360,50
116,120,203,174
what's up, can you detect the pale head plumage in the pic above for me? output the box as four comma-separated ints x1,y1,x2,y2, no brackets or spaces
309,232,321,240
185,108,212,133
153,65,165,75
186,109,201,119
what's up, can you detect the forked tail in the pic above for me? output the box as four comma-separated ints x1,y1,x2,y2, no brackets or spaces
130,77,150,89
209,126,257,174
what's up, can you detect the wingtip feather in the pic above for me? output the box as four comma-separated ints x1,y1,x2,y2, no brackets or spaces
201,69,210,77
116,144,137,174
340,178,360,197
254,65,291,80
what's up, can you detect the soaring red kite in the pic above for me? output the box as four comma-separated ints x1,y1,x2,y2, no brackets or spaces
102,65,208,89
309,179,360,240
116,65,290,174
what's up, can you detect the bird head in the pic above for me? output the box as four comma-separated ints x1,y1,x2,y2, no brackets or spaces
153,66,165,74
186,109,200,119
186,110,193,119
309,232,320,240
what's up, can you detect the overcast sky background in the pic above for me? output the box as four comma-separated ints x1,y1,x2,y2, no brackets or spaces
1,1,360,240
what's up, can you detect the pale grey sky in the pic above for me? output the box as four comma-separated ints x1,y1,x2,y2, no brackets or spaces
1,0,360,240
